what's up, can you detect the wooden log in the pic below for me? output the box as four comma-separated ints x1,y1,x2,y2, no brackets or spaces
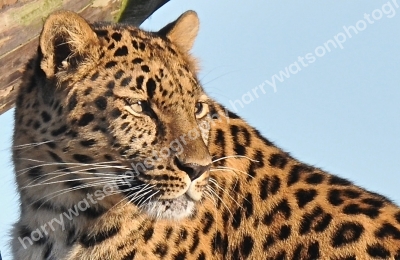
0,0,169,115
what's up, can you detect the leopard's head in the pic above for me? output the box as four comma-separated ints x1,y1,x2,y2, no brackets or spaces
14,10,215,220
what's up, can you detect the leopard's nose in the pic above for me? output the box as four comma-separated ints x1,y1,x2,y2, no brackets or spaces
174,157,211,180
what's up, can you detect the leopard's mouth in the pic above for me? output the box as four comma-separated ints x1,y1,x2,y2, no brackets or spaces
116,173,204,220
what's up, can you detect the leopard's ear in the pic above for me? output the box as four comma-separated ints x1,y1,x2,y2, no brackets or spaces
39,10,100,77
158,10,199,53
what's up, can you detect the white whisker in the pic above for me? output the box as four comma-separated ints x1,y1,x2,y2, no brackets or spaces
13,140,58,152
206,185,234,217
209,178,244,208
212,155,259,164
211,166,254,179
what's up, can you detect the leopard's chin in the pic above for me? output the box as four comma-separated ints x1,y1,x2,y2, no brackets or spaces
141,194,196,220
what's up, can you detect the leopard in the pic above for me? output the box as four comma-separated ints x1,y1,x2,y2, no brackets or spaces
11,9,400,260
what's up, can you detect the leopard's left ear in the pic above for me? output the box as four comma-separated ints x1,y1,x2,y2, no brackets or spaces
158,10,199,53
39,10,100,77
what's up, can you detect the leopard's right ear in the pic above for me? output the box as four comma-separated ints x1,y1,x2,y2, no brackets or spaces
39,10,100,77
158,10,199,53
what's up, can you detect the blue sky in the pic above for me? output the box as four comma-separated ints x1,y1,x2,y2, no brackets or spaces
1,1,399,258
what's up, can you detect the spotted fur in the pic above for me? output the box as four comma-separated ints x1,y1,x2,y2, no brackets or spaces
12,10,400,259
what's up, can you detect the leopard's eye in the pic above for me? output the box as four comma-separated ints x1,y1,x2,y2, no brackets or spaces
125,100,148,116
195,102,209,119
132,101,144,113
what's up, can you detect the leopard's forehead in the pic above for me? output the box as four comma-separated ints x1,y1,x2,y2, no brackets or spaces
77,23,203,110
